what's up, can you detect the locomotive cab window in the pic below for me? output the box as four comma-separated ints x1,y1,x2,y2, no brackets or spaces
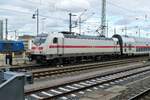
53,37,58,44
33,34,48,45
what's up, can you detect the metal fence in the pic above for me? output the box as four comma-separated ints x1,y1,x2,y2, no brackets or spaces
0,71,25,100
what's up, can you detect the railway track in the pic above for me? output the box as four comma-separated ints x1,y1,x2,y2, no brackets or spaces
25,63,150,100
1,64,47,71
1,56,148,72
111,69,150,100
126,77,150,100
31,57,147,79
128,88,150,100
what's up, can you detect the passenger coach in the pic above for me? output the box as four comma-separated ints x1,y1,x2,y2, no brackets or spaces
113,34,150,55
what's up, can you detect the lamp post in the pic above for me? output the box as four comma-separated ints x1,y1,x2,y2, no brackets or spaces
32,9,39,36
69,13,76,33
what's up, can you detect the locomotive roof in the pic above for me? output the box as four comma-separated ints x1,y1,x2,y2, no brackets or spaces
61,32,112,40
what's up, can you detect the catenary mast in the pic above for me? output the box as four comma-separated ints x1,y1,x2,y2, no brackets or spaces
101,0,106,36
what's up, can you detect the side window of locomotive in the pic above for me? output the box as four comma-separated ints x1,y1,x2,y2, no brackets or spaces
117,41,119,45
53,38,58,44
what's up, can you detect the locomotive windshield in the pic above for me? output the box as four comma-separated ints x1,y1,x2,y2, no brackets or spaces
33,34,48,45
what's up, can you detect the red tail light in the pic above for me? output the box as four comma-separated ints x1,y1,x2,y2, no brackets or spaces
32,47,36,50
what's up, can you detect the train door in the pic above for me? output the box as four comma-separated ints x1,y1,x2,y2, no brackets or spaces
57,37,64,55
128,44,132,54
115,41,119,53
124,43,127,53
53,37,59,55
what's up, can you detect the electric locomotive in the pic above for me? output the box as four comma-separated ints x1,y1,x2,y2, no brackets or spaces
0,40,24,53
30,32,120,63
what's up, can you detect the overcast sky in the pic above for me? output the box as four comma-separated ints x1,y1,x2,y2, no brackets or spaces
0,0,150,38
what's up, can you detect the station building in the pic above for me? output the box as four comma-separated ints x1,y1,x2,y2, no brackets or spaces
18,35,35,51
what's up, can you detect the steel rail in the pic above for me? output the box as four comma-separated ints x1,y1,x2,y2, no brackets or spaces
1,56,148,71
25,65,150,100
128,88,150,100
32,58,146,79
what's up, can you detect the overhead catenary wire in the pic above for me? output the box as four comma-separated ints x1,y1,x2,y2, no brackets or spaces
0,7,70,35
1,0,149,37
0,8,68,21
107,1,137,13
107,1,150,21
106,1,150,37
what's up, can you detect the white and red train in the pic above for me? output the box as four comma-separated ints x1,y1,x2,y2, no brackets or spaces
30,32,150,63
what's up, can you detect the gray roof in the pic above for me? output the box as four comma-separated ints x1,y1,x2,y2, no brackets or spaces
62,33,112,40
